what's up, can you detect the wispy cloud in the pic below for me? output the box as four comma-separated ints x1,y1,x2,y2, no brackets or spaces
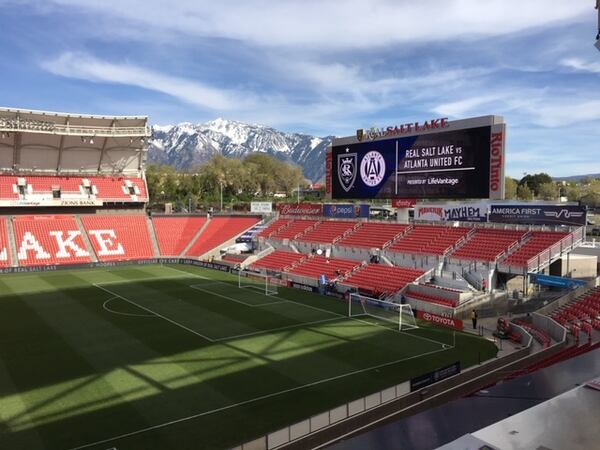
41,52,259,111
561,57,600,74
47,0,589,50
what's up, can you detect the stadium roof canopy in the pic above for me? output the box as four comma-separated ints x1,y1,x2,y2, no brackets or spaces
0,107,150,176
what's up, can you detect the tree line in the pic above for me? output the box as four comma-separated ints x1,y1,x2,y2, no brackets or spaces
504,173,600,207
146,154,306,211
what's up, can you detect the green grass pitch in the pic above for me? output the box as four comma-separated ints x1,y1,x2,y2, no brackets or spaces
0,264,497,449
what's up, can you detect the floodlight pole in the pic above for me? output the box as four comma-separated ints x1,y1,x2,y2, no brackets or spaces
220,181,223,211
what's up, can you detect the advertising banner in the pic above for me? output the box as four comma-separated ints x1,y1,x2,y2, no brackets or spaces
250,201,273,213
416,310,463,330
276,203,323,217
415,202,487,222
0,199,104,207
331,124,502,199
489,204,586,226
323,204,355,218
392,198,417,208
410,361,461,392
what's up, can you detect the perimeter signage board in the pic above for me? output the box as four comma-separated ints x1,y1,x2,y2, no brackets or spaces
328,116,505,200
489,204,586,226
323,204,370,218
415,202,487,222
410,361,461,392
276,203,323,217
250,201,273,213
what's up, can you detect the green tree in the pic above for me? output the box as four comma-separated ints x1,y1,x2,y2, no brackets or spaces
537,182,558,200
517,183,534,200
519,173,553,196
504,177,518,199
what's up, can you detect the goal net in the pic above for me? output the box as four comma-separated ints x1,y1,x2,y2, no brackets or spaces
238,270,278,296
348,293,418,331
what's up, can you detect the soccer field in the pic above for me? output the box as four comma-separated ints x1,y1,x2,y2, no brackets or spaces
0,264,497,450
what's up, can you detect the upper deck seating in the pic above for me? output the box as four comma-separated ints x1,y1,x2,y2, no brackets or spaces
502,231,570,267
450,228,526,261
297,220,358,244
389,225,470,255
270,219,320,240
337,223,409,249
344,264,425,296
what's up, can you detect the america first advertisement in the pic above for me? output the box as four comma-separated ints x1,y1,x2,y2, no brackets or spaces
489,204,587,226
330,122,505,200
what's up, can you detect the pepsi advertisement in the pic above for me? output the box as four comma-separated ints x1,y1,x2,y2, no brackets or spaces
332,126,493,199
322,204,370,218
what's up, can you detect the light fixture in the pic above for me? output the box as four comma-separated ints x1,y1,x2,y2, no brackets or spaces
129,137,133,144
81,136,87,143
89,137,94,145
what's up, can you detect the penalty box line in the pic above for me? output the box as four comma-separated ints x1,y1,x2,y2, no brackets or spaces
67,346,450,450
163,265,448,348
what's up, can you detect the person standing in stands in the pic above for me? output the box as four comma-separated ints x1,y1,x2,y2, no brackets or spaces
471,309,478,330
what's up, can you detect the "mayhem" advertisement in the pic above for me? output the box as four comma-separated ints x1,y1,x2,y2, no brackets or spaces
489,204,586,226
415,202,487,222
330,119,505,200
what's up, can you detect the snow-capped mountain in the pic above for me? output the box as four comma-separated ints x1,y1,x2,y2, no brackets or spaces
148,118,334,182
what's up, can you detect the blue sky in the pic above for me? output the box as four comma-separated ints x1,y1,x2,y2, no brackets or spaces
0,0,599,178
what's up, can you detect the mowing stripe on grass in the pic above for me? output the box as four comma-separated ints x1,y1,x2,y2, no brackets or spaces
66,346,449,450
212,317,343,342
189,283,288,307
93,283,216,342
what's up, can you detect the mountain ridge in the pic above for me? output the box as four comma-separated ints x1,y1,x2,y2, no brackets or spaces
148,119,334,182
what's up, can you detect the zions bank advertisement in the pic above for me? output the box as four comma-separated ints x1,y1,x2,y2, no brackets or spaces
331,125,504,199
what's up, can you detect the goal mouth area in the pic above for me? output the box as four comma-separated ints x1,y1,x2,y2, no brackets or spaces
238,269,278,296
348,293,419,331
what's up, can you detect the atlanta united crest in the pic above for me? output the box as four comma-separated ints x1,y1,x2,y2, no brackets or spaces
337,152,357,192
360,151,386,187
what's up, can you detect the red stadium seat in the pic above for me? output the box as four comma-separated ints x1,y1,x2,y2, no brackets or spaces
337,222,409,249
250,250,306,272
344,264,425,296
185,216,260,258
389,225,470,255
81,215,154,261
13,215,92,266
152,216,207,256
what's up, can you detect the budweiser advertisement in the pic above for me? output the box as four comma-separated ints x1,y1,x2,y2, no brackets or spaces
276,203,323,217
416,310,463,330
327,115,505,200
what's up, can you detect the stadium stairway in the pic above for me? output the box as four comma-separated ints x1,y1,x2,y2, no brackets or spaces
5,216,17,266
75,215,98,262
179,216,211,257
146,215,161,257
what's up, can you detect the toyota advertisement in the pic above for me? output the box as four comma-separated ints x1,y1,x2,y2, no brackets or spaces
329,118,505,200
489,204,587,226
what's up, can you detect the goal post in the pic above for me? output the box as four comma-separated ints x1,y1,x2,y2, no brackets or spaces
348,293,418,331
238,269,278,296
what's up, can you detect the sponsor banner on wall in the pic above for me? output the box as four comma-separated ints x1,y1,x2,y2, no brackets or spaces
323,204,356,218
277,203,323,216
322,204,370,218
489,204,586,226
416,310,463,330
410,361,461,392
331,120,504,200
250,201,273,213
0,199,104,207
392,198,417,208
415,202,487,222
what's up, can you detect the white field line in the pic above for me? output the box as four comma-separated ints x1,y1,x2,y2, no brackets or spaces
66,346,449,450
93,274,191,285
189,284,288,308
212,317,343,342
162,264,447,347
102,297,156,318
93,283,215,343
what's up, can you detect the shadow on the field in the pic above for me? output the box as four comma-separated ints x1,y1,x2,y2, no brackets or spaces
0,269,497,450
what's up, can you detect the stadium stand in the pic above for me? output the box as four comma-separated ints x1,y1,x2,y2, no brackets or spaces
152,216,207,256
0,175,19,199
404,288,456,308
337,222,409,249
450,228,526,261
257,218,293,238
501,231,570,267
388,225,470,255
12,215,92,266
551,288,600,332
81,214,154,261
297,220,358,244
512,319,551,347
0,217,11,266
288,255,359,280
270,219,320,240
250,250,306,272
343,264,425,297
0,174,148,202
185,216,260,258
